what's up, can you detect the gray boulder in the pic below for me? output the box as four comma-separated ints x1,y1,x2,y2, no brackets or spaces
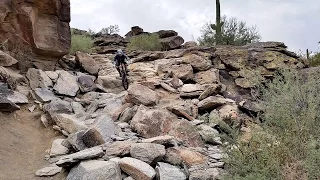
67,160,121,180
155,162,187,180
130,143,166,165
53,71,79,96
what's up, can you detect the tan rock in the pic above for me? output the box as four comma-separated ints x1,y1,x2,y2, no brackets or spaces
128,84,159,106
131,105,203,147
195,69,219,85
119,157,156,180
166,148,207,167
182,54,212,71
75,52,99,75
198,96,227,111
199,84,223,100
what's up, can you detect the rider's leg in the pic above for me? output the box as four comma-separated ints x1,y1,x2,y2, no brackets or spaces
116,66,121,77
115,59,122,77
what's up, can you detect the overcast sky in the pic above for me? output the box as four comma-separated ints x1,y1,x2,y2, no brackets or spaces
70,0,320,53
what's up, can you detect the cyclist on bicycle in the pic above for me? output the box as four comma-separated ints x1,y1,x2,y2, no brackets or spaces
113,49,129,77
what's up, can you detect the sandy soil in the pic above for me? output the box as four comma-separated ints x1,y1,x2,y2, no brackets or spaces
0,105,67,180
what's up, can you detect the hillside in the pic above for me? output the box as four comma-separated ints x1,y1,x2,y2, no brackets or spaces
0,1,317,180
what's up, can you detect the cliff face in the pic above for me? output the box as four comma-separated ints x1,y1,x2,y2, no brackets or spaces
0,0,71,70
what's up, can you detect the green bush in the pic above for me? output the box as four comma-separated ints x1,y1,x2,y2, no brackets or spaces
224,69,320,179
310,52,320,67
127,33,162,51
70,32,94,55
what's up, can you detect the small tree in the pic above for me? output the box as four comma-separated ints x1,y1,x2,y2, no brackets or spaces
198,16,261,46
99,25,120,35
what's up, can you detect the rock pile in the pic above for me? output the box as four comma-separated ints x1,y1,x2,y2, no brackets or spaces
0,27,307,179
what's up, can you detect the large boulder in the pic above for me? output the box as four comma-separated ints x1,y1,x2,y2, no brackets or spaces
182,54,212,71
155,30,178,38
26,68,53,90
119,157,156,180
195,69,219,85
67,160,121,180
131,105,203,147
130,143,166,165
0,0,71,70
155,162,187,180
165,147,208,167
127,84,159,106
125,26,144,39
52,114,87,134
160,36,184,50
75,52,99,75
53,71,79,96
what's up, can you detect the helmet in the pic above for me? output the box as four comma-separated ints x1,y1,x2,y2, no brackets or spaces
117,49,123,55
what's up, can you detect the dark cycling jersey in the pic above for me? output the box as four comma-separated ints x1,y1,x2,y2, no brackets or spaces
114,54,128,66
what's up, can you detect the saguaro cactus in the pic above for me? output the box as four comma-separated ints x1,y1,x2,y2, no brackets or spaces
210,0,223,45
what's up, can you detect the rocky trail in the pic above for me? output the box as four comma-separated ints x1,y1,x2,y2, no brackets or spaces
0,106,67,180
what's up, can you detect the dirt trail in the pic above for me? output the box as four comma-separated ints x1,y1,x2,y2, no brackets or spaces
0,105,67,180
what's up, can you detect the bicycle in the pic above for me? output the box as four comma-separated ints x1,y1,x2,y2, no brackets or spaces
119,62,129,90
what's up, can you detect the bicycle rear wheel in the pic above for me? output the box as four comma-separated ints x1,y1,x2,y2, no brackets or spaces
121,64,129,90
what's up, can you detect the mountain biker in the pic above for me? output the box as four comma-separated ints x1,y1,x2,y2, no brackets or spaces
113,49,129,77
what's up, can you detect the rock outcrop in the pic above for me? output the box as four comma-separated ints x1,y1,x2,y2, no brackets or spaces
0,22,309,180
0,0,71,70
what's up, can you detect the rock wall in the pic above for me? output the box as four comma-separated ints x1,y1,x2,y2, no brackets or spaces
0,0,71,70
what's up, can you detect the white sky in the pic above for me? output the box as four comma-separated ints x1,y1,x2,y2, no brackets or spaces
70,0,320,53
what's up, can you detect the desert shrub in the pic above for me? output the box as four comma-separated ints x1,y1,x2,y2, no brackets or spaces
310,52,320,67
224,69,320,179
127,33,162,51
70,32,94,55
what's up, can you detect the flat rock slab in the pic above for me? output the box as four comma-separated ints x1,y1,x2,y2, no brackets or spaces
104,141,136,157
166,147,207,167
198,96,227,111
127,84,159,106
35,165,62,177
119,157,156,180
53,71,79,96
56,146,104,167
0,83,28,112
6,90,28,104
130,143,166,165
78,75,97,93
156,162,187,180
44,98,73,118
33,88,56,102
26,68,53,90
50,139,69,157
141,135,175,145
52,113,87,134
67,160,121,180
